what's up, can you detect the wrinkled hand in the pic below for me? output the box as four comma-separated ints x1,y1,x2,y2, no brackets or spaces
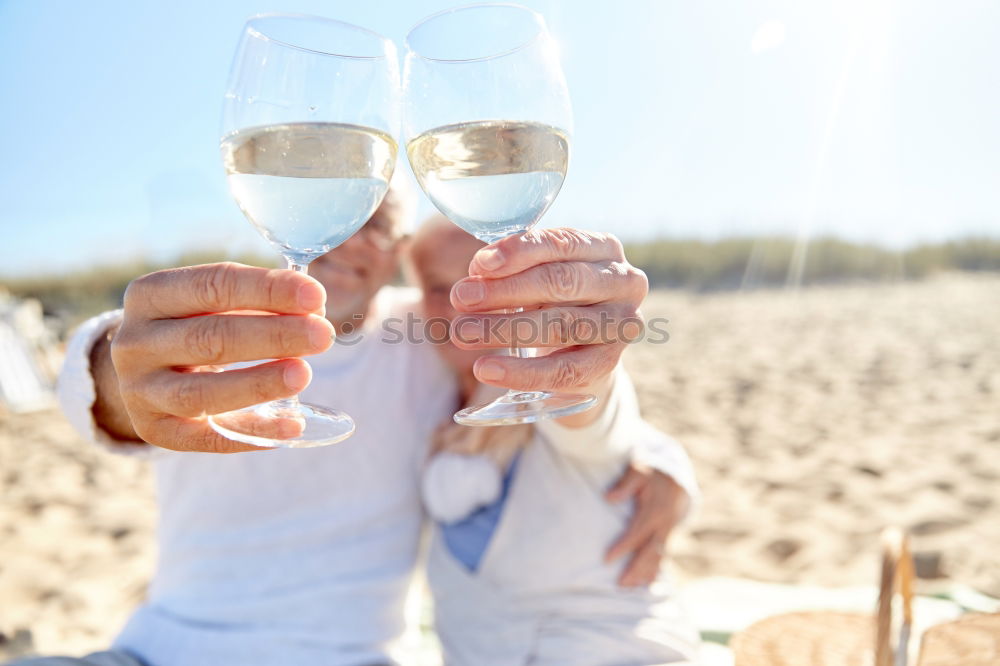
449,229,648,393
108,263,333,452
605,463,690,587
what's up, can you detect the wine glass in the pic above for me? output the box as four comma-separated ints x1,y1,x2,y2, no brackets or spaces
209,14,400,447
403,4,595,426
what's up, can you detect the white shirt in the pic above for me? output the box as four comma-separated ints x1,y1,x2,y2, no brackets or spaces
59,287,456,666
423,372,701,665
57,286,699,666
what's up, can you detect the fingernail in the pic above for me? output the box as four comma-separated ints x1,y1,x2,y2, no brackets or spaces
477,359,506,382
454,281,485,306
455,318,484,342
283,363,311,391
622,320,644,342
308,318,334,349
475,247,504,271
298,282,325,311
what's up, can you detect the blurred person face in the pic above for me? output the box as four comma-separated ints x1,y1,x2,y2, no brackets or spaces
309,188,410,324
409,216,486,375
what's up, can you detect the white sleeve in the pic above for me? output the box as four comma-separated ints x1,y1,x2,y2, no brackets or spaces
421,453,503,524
56,310,165,460
535,364,700,519
534,363,640,463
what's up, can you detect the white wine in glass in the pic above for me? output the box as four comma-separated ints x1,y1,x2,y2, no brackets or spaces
403,4,595,426
222,122,397,258
406,120,568,243
209,14,400,448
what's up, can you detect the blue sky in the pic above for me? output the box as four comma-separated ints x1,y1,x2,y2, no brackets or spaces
1,0,998,277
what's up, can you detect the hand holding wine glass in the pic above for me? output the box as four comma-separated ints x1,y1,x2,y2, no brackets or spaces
447,226,648,395
403,4,647,425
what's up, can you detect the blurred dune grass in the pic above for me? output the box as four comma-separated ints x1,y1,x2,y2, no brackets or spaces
624,236,1000,290
2,237,999,327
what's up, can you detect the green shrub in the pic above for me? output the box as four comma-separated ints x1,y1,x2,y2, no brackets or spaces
624,236,1000,290
3,237,999,326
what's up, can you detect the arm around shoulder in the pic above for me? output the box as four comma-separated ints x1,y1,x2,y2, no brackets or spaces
630,422,701,523
538,365,701,519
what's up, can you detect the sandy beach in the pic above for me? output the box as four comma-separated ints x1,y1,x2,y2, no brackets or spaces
2,272,998,659
0,412,155,657
626,273,999,596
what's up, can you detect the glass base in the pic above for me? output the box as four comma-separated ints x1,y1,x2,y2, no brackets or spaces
454,390,597,426
208,400,355,449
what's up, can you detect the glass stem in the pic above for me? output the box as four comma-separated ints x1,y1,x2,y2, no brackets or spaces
274,257,310,412
505,306,534,400
508,306,528,359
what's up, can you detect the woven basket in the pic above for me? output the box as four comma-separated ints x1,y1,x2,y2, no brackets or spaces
917,612,1000,665
730,529,1000,666
729,611,873,665
730,528,999,666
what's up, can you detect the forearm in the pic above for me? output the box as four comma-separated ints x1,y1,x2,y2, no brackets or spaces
538,364,640,461
88,324,142,443
553,370,615,429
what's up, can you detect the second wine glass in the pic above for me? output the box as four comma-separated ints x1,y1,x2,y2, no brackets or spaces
403,4,596,426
